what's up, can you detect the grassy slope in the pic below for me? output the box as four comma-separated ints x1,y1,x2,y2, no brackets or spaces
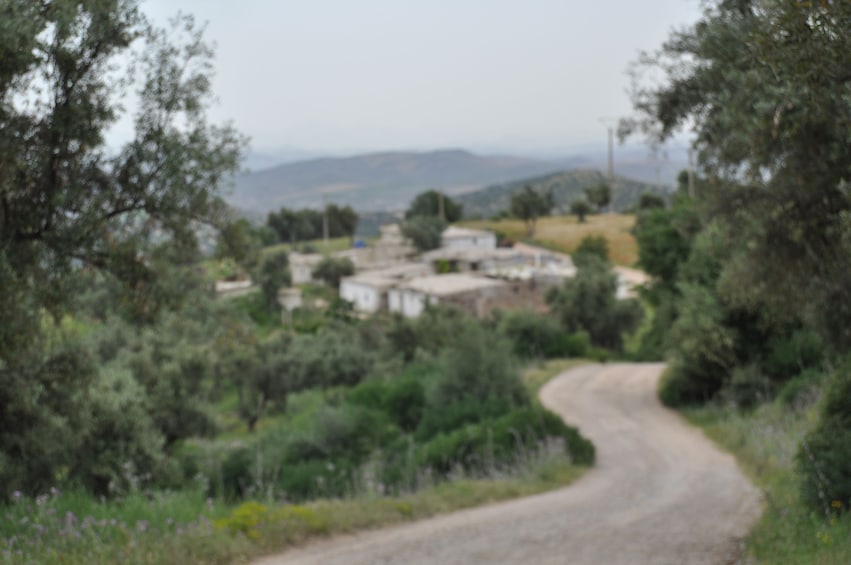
684,401,851,564
460,213,638,266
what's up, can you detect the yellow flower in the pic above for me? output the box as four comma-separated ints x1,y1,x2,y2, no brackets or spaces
830,500,842,508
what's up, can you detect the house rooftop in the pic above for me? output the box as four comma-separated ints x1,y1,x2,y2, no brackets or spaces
442,226,494,239
422,247,522,262
341,262,430,289
397,273,506,297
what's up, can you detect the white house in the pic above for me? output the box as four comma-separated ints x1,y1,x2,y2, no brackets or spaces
421,247,526,276
289,252,323,285
339,273,397,314
339,263,431,314
441,226,497,250
388,273,507,318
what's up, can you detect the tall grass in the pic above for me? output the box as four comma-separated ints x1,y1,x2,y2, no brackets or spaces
685,400,851,564
460,214,638,265
0,447,584,564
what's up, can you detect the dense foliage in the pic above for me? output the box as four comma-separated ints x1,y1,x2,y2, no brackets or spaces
546,243,643,353
0,0,244,496
405,190,463,223
510,185,554,237
267,205,358,245
626,0,851,515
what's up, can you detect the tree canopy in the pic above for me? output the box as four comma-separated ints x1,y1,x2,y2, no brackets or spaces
510,185,554,237
405,190,463,223
623,0,851,350
584,183,611,213
0,0,244,494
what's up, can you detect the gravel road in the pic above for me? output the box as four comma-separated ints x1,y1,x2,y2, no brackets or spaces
254,363,761,565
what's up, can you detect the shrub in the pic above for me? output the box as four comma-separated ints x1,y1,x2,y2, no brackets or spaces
311,256,354,290
498,310,587,359
414,406,593,477
385,378,426,432
658,362,718,407
287,326,376,389
721,363,772,409
414,397,515,442
431,320,527,409
777,368,822,408
796,361,851,514
546,254,644,352
763,329,824,382
573,235,609,264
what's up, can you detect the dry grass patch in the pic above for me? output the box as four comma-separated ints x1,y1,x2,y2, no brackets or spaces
461,214,638,266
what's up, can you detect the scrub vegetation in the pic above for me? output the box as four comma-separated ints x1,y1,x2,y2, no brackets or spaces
622,1,851,561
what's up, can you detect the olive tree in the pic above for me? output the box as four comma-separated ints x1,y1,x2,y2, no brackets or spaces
0,1,244,494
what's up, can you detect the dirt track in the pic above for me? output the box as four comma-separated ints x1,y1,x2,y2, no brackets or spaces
254,363,761,564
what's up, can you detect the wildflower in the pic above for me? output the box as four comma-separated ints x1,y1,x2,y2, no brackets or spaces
11,491,21,501
65,511,77,525
136,520,148,533
49,486,60,498
830,500,842,509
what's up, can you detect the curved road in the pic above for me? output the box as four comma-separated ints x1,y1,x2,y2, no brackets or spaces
255,363,761,565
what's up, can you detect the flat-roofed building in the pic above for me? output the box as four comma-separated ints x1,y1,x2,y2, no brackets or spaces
389,273,509,318
421,247,525,276
441,226,497,250
339,263,431,314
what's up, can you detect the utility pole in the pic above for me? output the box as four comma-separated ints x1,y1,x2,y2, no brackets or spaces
687,149,695,198
322,193,329,244
438,191,445,222
599,117,618,214
607,126,614,186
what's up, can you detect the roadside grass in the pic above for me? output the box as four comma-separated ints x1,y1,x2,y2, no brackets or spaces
1,451,586,565
460,214,638,266
683,399,851,564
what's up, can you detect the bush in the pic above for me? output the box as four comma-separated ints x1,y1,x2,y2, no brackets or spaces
431,320,527,409
658,361,720,407
498,310,588,359
414,397,515,442
763,329,824,382
546,254,644,352
287,326,376,389
573,235,609,264
385,378,426,432
311,256,354,290
414,406,594,477
796,361,851,514
720,363,772,409
777,368,822,408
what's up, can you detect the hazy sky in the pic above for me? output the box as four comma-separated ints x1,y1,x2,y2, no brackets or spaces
142,1,703,157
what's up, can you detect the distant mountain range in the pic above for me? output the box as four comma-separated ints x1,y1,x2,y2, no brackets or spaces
225,149,568,213
224,147,685,217
456,169,667,219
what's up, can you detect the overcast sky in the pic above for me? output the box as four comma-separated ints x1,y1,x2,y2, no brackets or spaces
141,0,703,158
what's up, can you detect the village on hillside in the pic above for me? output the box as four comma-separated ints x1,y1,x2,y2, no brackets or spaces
218,223,647,320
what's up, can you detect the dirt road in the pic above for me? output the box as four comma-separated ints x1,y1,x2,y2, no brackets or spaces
254,363,761,564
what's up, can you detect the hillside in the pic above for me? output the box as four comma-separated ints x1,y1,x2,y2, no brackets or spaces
456,169,669,219
226,149,564,212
